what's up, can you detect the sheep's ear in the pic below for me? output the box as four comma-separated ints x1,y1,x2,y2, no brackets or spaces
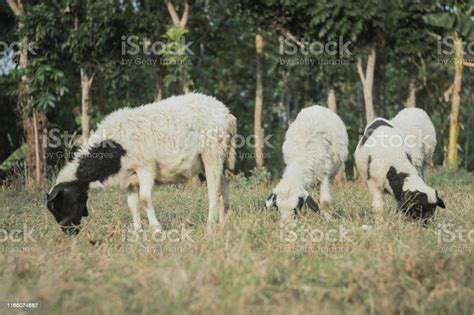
436,191,446,209
265,193,276,209
305,196,319,212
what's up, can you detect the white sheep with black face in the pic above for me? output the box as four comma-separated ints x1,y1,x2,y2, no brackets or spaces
354,118,445,224
390,108,436,179
265,105,349,221
47,93,237,234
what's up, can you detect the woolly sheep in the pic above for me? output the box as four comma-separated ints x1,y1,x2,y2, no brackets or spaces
47,93,237,234
390,108,436,179
265,105,349,221
354,118,445,224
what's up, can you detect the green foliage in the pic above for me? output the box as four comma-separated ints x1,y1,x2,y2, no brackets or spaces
0,0,473,176
0,144,25,171
160,26,193,90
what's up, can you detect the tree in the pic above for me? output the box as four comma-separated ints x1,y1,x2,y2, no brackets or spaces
63,0,125,139
166,0,191,94
423,2,474,167
6,0,48,186
254,28,264,168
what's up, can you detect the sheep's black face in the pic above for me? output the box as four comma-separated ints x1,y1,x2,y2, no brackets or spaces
401,191,445,223
47,181,89,235
265,193,319,217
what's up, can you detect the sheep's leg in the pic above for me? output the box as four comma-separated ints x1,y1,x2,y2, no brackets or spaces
219,174,229,224
367,179,384,223
203,162,222,226
137,169,162,231
319,176,332,220
127,182,142,231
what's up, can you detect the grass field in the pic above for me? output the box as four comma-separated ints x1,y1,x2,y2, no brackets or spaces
0,168,473,314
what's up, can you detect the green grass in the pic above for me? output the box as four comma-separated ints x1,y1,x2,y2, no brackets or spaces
0,168,473,314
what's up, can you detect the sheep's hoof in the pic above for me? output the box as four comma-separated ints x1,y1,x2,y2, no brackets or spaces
150,224,163,233
320,201,333,221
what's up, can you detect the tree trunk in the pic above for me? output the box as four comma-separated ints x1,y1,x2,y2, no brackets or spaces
166,0,190,94
406,79,416,108
254,29,264,168
155,70,163,101
327,87,346,184
357,47,376,123
7,0,48,187
80,68,93,139
447,32,463,168
327,87,337,112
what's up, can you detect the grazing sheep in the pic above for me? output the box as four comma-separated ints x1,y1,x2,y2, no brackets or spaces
354,118,445,223
390,108,436,179
47,93,237,234
265,105,349,221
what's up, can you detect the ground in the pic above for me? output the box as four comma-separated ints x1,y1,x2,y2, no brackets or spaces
0,168,473,314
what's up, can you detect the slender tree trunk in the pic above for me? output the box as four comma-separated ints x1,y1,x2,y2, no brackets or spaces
327,87,346,184
7,0,47,187
254,29,264,168
80,68,93,139
155,69,163,101
327,87,337,112
357,47,376,123
406,79,416,108
166,0,190,94
447,32,463,168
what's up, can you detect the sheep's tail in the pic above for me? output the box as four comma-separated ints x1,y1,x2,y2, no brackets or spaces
224,114,237,178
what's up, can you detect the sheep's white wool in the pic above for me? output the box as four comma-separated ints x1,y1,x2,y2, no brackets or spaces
390,108,436,175
354,118,439,220
270,105,348,220
54,93,237,228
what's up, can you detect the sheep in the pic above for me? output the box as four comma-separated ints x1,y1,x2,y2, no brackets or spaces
354,118,445,224
47,93,237,234
390,108,436,179
265,105,349,221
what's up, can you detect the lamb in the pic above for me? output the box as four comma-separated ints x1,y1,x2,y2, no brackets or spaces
390,108,436,179
265,105,348,221
354,118,445,224
47,93,237,234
